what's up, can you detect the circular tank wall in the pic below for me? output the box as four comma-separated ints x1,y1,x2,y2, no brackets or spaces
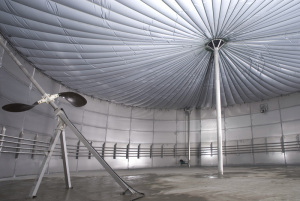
1,44,300,178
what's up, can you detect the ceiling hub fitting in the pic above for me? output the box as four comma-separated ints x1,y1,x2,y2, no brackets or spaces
207,39,225,50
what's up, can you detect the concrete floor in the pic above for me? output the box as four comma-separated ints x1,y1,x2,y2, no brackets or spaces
0,166,300,201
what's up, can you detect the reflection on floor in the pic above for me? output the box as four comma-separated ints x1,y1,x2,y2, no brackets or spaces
0,166,300,201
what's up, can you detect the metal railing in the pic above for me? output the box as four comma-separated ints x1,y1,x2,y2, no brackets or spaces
1,127,300,159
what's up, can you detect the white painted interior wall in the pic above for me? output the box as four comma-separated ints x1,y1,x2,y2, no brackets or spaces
1,44,300,178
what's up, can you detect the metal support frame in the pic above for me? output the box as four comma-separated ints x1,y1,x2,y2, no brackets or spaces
0,35,137,197
31,134,38,159
0,126,6,155
56,109,136,194
60,128,72,189
214,46,223,177
29,120,72,197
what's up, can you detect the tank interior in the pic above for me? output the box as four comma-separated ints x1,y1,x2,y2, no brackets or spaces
1,0,300,200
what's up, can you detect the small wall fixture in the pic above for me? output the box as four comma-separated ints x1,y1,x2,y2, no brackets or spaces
260,103,268,113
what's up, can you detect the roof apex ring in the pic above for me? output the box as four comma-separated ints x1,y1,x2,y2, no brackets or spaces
206,39,225,50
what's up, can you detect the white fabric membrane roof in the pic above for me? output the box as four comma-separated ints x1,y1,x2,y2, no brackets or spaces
1,0,300,109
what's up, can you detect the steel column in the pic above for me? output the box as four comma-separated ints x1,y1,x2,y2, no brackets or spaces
60,128,72,189
214,48,223,176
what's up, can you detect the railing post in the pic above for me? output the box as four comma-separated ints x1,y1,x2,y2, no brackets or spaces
174,144,177,158
31,134,38,159
15,131,23,159
236,141,239,155
161,144,164,158
265,138,268,154
137,144,140,159
251,139,254,155
0,126,6,156
113,143,117,159
76,140,80,159
150,144,153,158
198,143,201,158
297,135,300,151
281,136,285,153
210,142,213,157
88,141,92,159
126,143,129,159
102,142,105,157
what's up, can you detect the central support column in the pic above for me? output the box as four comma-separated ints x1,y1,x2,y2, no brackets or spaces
214,48,223,177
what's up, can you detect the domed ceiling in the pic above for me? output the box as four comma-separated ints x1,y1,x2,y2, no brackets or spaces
0,0,300,109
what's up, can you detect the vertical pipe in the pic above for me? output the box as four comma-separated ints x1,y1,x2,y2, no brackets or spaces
187,111,190,168
185,109,191,168
214,48,223,176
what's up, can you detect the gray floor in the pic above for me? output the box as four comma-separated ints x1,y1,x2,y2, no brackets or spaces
0,166,300,201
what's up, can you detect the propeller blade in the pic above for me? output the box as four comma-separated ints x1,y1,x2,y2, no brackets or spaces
59,92,87,107
2,102,38,112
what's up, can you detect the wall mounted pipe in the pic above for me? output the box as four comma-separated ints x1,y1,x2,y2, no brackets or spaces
184,108,192,168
